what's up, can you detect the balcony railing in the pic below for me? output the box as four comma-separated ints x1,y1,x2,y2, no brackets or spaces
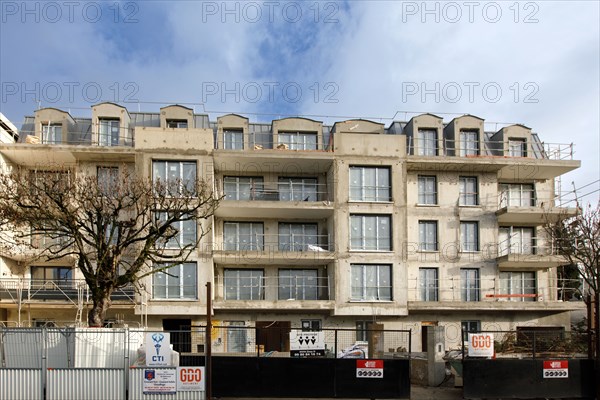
221,182,330,202
0,279,135,302
408,277,583,303
214,275,331,301
496,235,556,257
407,138,575,160
23,129,135,147
215,134,332,151
219,233,334,252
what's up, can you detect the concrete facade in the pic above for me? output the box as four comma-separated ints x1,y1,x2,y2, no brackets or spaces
0,105,583,351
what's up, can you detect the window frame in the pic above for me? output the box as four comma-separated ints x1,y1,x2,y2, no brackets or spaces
460,268,480,302
508,138,527,157
223,221,264,251
98,118,120,146
350,264,392,301
41,123,62,144
223,269,264,300
152,262,197,300
166,119,188,129
155,211,197,249
499,271,536,302
278,131,318,150
223,129,244,150
223,176,264,200
459,130,479,157
350,214,392,251
417,175,438,205
278,268,319,300
278,222,319,251
459,176,479,206
460,221,480,252
499,183,535,207
419,267,439,302
349,166,392,202
417,129,438,156
278,177,318,202
418,220,438,252
152,160,197,196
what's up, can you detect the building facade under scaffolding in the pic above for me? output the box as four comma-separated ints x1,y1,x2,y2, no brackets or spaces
0,103,584,351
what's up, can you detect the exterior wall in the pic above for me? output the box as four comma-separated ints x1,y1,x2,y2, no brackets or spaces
160,105,195,129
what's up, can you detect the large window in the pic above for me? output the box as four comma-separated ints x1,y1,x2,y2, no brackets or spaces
41,123,62,144
97,166,119,195
460,221,479,252
508,138,527,157
224,129,243,149
167,120,188,129
461,320,481,341
499,271,536,302
223,176,264,200
417,129,438,156
278,131,317,150
223,222,263,251
279,269,319,300
459,176,478,206
224,269,264,300
152,160,197,195
419,268,438,301
278,177,318,201
351,264,392,301
153,263,197,299
350,215,391,251
417,175,437,205
278,223,318,251
155,212,196,248
349,166,391,202
459,130,479,156
98,118,120,146
418,221,438,251
499,227,535,255
30,266,72,289
461,268,480,302
499,183,535,207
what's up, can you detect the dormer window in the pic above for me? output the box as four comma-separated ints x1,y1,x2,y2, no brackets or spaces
417,129,437,156
167,119,188,129
508,138,527,157
460,130,479,156
223,129,243,149
41,123,62,144
99,118,120,146
278,131,317,150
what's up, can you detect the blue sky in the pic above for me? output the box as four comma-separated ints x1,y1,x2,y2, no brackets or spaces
0,0,598,203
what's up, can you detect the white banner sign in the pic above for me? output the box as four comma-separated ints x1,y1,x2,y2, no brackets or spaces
143,368,176,394
177,367,205,391
146,332,171,366
289,330,325,357
467,333,494,357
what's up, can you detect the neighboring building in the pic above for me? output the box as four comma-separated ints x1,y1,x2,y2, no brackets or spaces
0,113,18,143
0,103,583,351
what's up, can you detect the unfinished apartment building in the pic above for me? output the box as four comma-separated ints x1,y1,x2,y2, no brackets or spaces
0,103,582,351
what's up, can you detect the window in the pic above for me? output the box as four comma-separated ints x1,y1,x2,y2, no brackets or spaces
223,176,264,200
167,120,188,129
459,130,479,156
460,221,479,252
417,129,438,156
301,320,322,331
223,222,263,251
224,269,264,300
224,129,243,149
461,320,481,341
461,269,480,301
508,138,527,157
278,131,318,150
278,223,318,251
499,227,535,255
152,263,197,299
351,264,392,301
350,215,391,251
418,221,438,251
417,175,437,205
459,176,478,206
419,268,438,301
356,321,369,341
349,166,391,202
500,272,536,302
152,160,197,195
30,266,73,289
98,118,120,146
279,269,319,300
499,183,535,207
155,212,196,248
41,123,62,144
226,321,247,352
97,167,119,195
278,177,318,201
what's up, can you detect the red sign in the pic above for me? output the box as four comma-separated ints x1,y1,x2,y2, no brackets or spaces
356,360,384,378
543,360,568,378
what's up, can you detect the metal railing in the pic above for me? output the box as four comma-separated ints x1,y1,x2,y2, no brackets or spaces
496,235,555,257
219,233,334,252
221,182,330,202
0,278,136,302
215,133,332,151
22,128,135,147
214,275,331,301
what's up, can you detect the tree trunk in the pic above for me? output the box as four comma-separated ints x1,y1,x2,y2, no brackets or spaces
88,289,113,327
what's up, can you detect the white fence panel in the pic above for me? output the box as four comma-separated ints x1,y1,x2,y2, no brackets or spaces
46,368,124,400
129,368,205,400
1,329,44,367
74,328,127,367
0,369,42,400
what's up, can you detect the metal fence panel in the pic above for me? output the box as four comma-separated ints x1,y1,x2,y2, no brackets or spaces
0,369,42,400
0,329,44,368
73,328,127,367
46,368,124,400
128,367,205,400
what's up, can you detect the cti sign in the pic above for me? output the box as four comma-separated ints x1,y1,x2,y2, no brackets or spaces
146,332,171,366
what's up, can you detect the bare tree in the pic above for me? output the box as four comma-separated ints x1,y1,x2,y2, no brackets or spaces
0,166,220,326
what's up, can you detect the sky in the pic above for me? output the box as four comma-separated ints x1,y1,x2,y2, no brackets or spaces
0,0,598,204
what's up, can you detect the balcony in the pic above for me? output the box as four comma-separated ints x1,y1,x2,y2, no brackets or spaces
496,189,577,225
213,275,333,311
215,183,334,219
213,233,336,266
495,236,567,269
0,279,136,304
407,277,585,312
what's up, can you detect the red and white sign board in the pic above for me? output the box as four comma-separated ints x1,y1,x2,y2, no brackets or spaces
356,359,384,378
467,333,494,357
543,360,568,378
177,367,205,391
